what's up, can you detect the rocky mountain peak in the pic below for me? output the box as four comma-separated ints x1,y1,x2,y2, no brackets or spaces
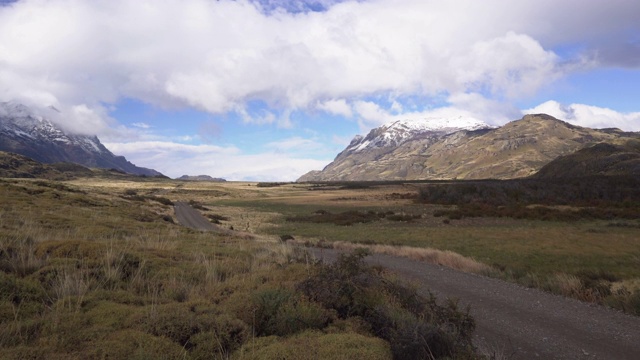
345,116,493,154
0,102,163,177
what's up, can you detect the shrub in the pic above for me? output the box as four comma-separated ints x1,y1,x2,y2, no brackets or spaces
250,288,330,337
188,200,208,210
189,314,249,358
279,234,295,242
83,329,187,359
140,303,197,346
297,250,477,359
286,210,406,226
150,196,174,206
161,215,174,223
207,214,229,223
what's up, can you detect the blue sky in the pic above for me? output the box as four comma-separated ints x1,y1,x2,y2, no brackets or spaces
1,0,639,180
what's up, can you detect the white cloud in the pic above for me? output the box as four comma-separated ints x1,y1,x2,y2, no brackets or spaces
264,136,324,153
524,101,640,131
103,140,329,181
2,0,637,134
317,99,352,118
353,100,391,128
452,32,560,98
131,122,151,129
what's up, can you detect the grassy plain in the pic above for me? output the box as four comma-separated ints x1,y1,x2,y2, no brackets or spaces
0,177,482,359
210,182,640,314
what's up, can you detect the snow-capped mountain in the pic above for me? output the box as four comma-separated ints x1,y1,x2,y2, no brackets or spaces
346,116,492,153
0,102,162,176
298,114,638,182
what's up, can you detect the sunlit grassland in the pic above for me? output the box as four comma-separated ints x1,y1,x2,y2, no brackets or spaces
211,182,640,314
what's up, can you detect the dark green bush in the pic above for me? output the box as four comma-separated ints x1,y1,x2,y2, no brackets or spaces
251,288,330,337
141,303,197,346
286,210,413,226
150,196,174,206
189,314,249,358
207,214,229,223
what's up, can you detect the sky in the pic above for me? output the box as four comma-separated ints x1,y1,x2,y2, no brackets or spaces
1,0,639,180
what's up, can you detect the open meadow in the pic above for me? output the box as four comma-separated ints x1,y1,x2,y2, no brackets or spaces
206,180,640,314
1,176,483,360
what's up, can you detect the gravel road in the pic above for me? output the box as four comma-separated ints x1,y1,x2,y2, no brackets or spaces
308,248,640,360
174,203,640,359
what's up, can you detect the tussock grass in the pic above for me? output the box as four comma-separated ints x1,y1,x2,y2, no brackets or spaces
552,273,583,297
3,178,486,359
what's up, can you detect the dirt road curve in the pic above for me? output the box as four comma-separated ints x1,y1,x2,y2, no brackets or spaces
173,203,640,359
174,201,223,232
309,248,640,360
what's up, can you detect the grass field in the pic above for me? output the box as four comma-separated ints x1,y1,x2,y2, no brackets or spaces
210,181,640,314
0,177,483,359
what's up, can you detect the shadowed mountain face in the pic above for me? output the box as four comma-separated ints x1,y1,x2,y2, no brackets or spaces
298,114,640,181
533,141,640,178
0,102,163,177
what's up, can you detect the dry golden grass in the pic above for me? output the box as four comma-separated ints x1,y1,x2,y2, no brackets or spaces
331,241,492,274
553,273,583,297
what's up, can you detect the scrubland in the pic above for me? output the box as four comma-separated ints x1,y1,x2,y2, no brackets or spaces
0,177,483,359
214,179,640,316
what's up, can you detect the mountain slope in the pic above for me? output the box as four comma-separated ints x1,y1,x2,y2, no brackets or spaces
299,114,639,181
0,102,163,176
533,140,640,178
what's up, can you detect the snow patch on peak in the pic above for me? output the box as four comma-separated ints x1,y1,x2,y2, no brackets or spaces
347,116,493,153
384,116,490,133
1,102,106,155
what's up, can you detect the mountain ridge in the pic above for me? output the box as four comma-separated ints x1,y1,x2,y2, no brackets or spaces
0,102,163,177
299,114,640,181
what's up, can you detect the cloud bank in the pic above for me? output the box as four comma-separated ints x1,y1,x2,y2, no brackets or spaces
104,140,329,181
1,0,638,131
1,0,639,180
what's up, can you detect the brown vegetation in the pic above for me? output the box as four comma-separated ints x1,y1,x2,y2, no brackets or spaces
0,177,483,359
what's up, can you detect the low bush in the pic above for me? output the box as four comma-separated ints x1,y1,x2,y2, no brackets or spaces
297,250,477,359
287,210,419,226
149,196,174,206
433,203,639,222
207,213,230,223
188,200,208,210
250,288,330,337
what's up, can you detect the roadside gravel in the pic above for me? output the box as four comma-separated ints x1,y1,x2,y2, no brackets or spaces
308,248,640,360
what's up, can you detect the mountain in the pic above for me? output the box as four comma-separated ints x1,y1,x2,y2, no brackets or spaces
177,175,227,182
0,102,163,177
298,114,640,181
0,151,81,179
533,140,640,178
0,150,165,180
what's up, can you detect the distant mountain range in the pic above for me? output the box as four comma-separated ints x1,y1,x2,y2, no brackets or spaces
0,102,163,177
299,114,640,181
177,175,227,182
